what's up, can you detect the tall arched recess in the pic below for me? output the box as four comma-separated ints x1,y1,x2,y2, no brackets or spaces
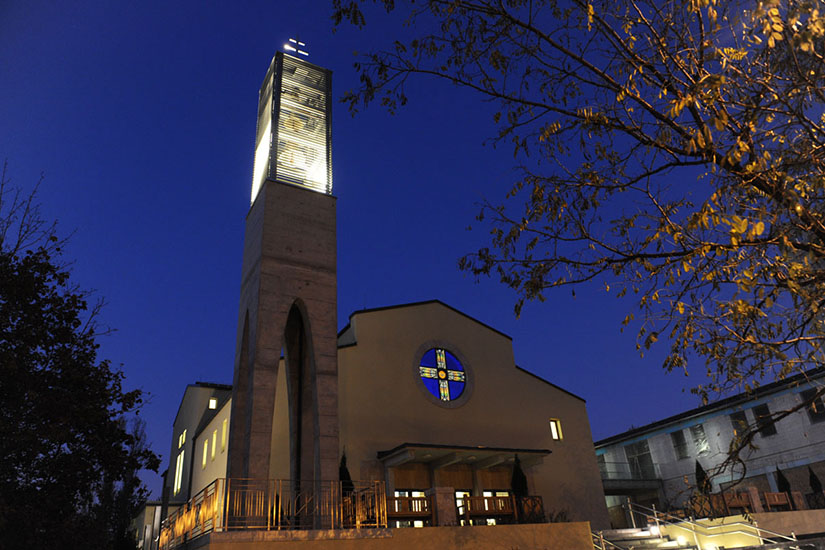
283,301,320,487
227,177,339,484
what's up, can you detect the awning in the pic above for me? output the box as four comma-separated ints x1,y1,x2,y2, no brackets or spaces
377,442,550,470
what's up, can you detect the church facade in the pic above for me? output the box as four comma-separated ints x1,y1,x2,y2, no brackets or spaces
150,48,609,549
163,300,609,530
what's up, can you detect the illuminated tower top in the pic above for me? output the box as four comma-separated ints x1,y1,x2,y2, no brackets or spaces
250,49,332,203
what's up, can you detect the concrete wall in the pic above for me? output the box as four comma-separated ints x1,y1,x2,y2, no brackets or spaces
751,509,825,537
195,521,593,550
336,301,610,528
658,510,825,549
229,179,338,484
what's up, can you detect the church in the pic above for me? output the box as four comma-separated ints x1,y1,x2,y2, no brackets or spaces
147,47,609,550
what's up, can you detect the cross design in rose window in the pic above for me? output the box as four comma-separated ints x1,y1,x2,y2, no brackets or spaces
419,348,466,401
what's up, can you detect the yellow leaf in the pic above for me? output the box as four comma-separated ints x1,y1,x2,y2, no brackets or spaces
754,221,765,235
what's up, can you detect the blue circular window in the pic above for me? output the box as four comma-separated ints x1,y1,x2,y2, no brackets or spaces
418,348,466,401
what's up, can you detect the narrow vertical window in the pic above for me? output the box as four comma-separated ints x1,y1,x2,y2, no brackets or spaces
670,430,689,459
221,418,228,452
754,404,777,436
202,440,208,469
174,451,184,495
211,430,217,460
801,389,825,423
548,418,563,440
730,411,748,435
690,424,710,455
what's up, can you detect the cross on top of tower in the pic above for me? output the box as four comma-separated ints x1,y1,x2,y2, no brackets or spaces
284,37,309,57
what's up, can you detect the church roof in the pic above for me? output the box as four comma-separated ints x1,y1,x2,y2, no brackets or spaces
337,299,512,342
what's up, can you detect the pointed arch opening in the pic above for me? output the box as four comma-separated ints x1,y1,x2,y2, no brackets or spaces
282,300,320,488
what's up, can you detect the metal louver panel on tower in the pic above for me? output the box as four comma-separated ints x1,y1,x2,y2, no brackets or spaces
250,52,332,204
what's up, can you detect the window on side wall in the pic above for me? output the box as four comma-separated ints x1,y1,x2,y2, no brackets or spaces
624,440,656,479
221,418,228,452
689,424,710,456
548,418,563,440
753,404,777,436
801,389,825,424
730,411,748,436
670,430,690,460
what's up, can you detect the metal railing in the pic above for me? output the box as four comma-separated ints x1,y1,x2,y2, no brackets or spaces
599,461,663,481
159,478,387,550
625,501,798,547
592,530,629,550
388,496,433,518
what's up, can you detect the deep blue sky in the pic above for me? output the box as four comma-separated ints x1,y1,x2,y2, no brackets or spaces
2,1,704,495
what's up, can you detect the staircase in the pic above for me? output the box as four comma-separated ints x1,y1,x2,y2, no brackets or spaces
593,527,697,550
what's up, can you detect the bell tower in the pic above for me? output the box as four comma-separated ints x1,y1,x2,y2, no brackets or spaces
228,50,338,485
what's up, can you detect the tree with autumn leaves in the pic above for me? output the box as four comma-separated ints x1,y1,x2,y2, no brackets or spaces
334,0,825,482
336,0,825,406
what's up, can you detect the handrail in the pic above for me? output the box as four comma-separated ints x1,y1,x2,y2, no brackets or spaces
592,530,627,550
626,501,798,545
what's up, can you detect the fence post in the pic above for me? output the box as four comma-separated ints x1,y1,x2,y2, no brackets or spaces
754,519,764,545
627,497,637,528
652,503,660,533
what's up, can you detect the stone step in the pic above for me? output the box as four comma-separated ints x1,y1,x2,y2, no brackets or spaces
602,528,652,537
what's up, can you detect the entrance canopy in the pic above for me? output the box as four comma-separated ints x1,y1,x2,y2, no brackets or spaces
377,442,550,470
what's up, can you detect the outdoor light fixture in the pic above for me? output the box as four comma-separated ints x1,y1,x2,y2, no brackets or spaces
284,38,309,56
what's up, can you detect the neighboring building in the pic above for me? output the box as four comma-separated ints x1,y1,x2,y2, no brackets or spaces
166,382,232,503
595,369,825,526
132,500,162,550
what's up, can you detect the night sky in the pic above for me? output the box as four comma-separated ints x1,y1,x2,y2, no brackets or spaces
2,1,705,495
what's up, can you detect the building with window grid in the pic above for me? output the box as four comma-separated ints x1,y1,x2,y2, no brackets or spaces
594,368,825,528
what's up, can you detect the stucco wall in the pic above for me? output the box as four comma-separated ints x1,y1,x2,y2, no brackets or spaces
195,521,593,550
335,301,610,528
192,399,231,496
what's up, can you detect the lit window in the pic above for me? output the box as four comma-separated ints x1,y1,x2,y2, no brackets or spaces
173,451,184,495
208,397,218,410
211,430,217,461
482,491,510,524
221,418,228,452
419,348,466,402
549,418,563,440
455,490,471,524
392,490,427,528
178,429,187,449
202,440,208,469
